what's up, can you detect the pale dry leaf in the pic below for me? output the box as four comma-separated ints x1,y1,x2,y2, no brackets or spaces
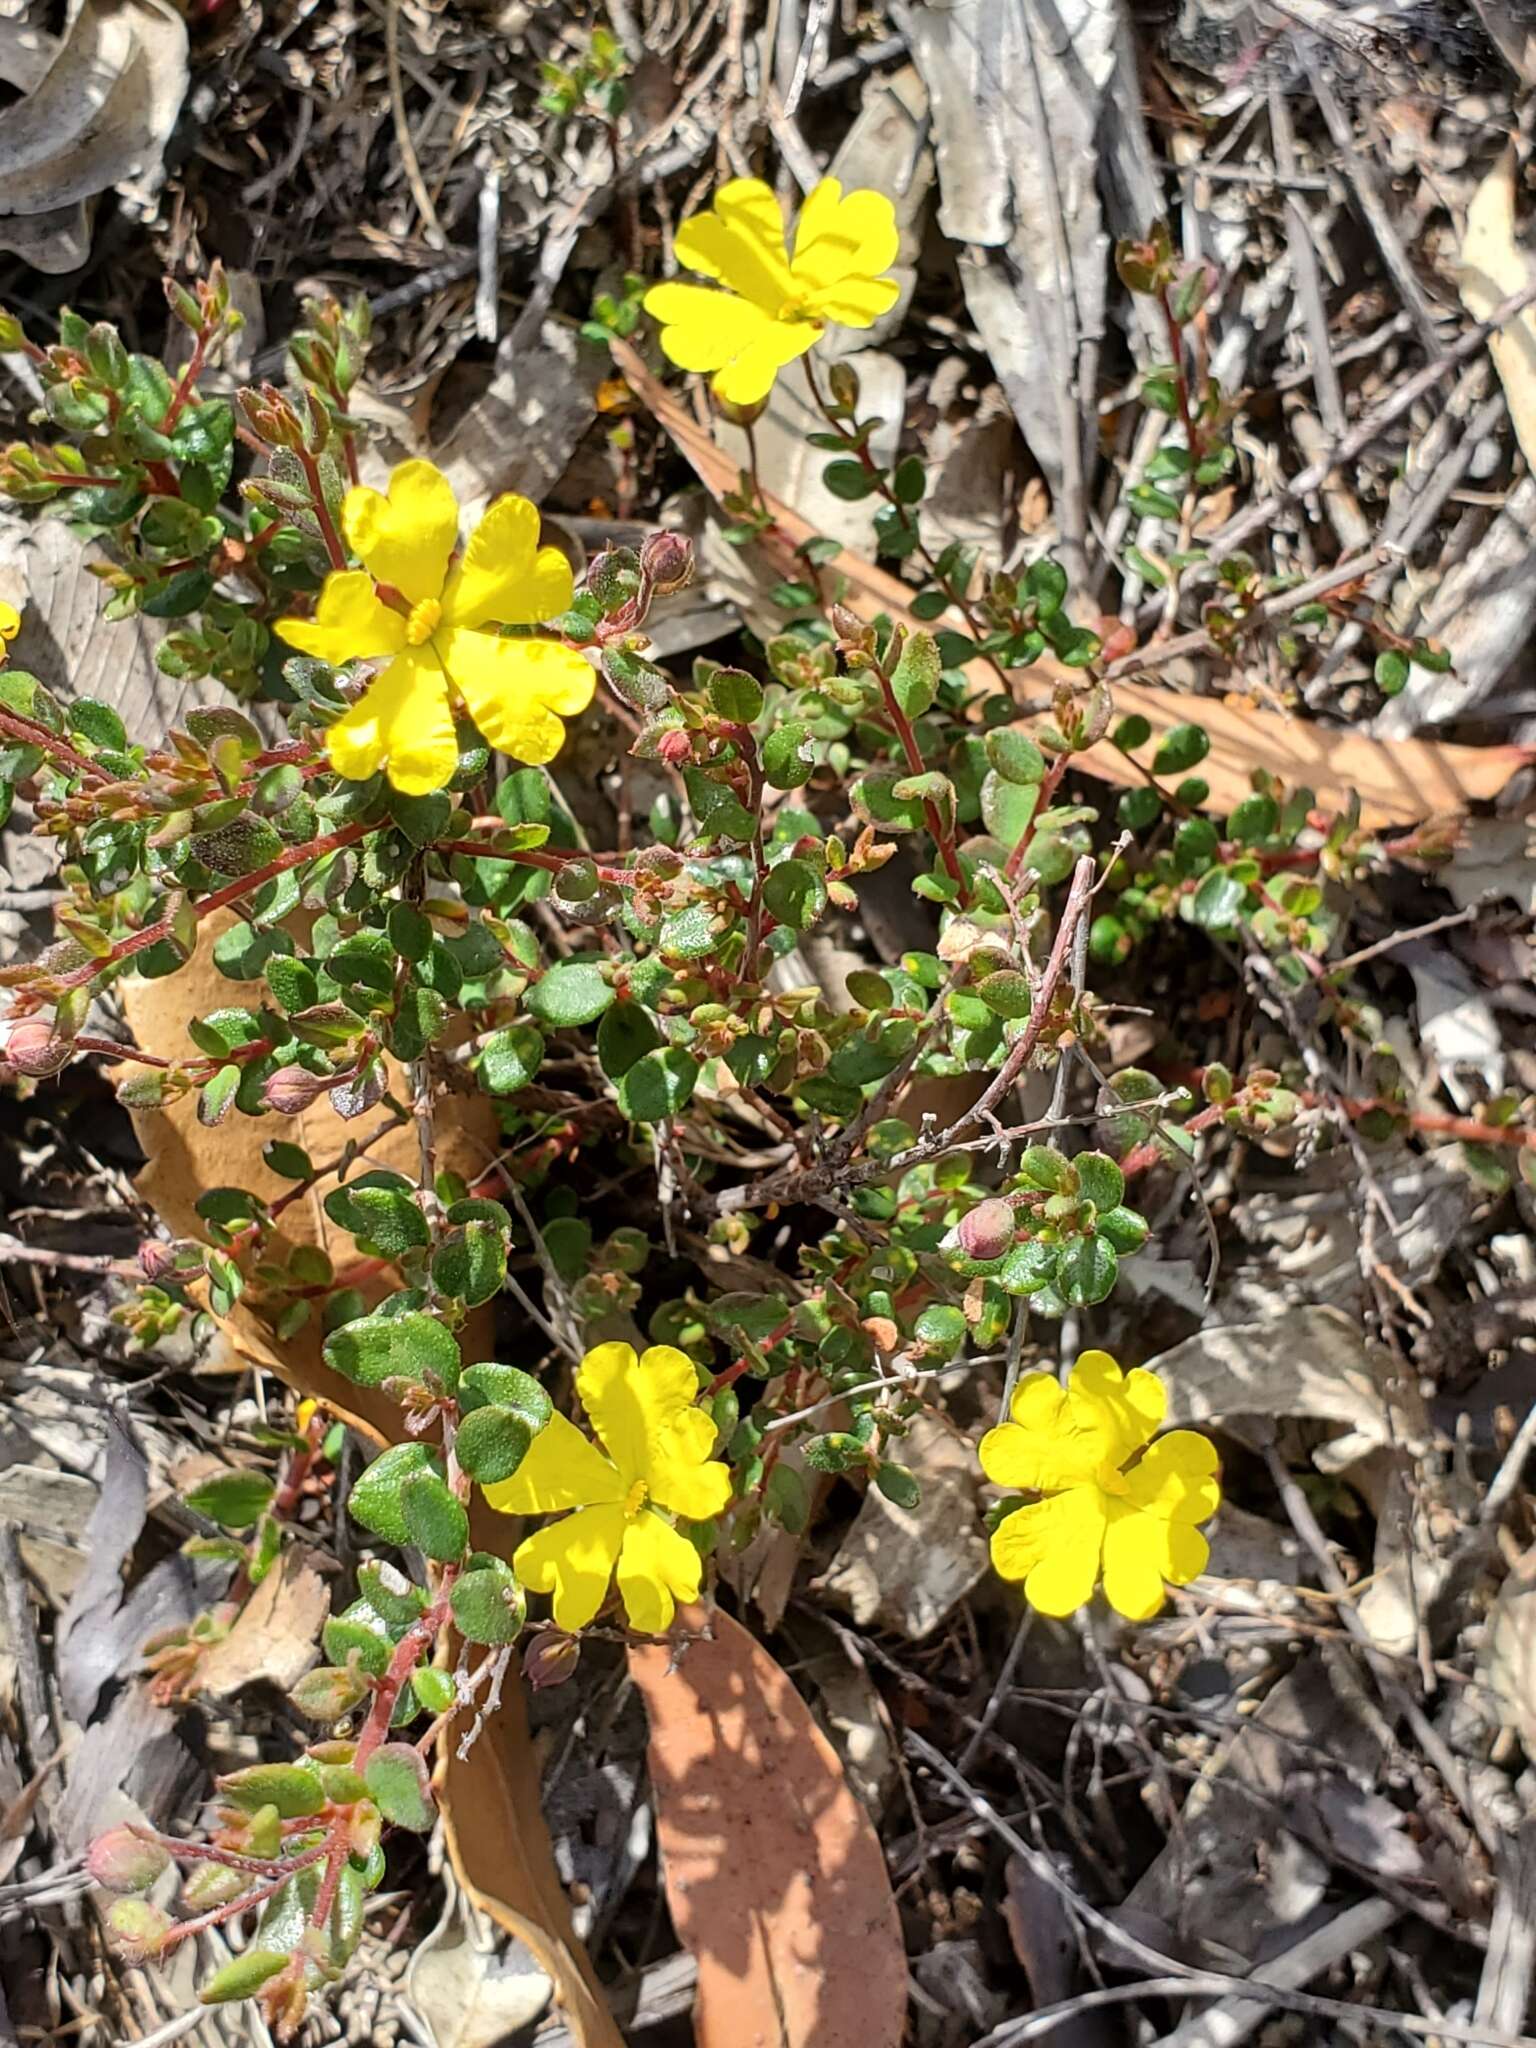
815,1413,987,1639
1460,145,1536,471
407,1898,553,2048
628,1606,907,2048
0,0,188,272
1150,1306,1432,1473
1481,1542,1536,1756
194,1547,330,1700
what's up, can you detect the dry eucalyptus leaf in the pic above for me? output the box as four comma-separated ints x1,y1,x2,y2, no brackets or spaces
1481,1542,1536,1756
0,0,188,272
1460,146,1536,472
407,1898,553,2048
1150,1307,1432,1473
194,1547,330,1700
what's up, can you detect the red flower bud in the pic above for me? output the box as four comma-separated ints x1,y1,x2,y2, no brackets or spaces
88,1827,171,1894
260,1064,332,1114
1,1016,73,1077
522,1629,581,1691
656,728,694,767
957,1198,1015,1262
639,530,693,595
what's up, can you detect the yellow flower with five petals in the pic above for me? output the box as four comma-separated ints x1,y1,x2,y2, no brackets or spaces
276,459,595,796
486,1340,731,1634
979,1350,1219,1622
644,176,900,407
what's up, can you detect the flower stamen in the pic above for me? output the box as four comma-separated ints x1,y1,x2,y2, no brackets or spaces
404,595,442,646
623,1477,649,1519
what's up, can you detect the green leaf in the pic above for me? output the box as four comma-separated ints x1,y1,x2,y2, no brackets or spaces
822,458,875,500
976,970,1034,1020
891,454,927,504
1151,722,1210,776
707,668,764,723
323,1311,460,1390
980,769,1038,847
184,1468,275,1530
387,902,433,962
762,721,815,790
1374,648,1409,697
684,766,754,842
199,1950,290,2003
998,1239,1059,1296
450,1562,527,1644
1074,1152,1124,1210
264,953,319,1013
431,1220,507,1307
1019,1145,1072,1193
324,1183,430,1257
1097,1204,1149,1252
389,790,453,846
217,1759,325,1817
455,1404,534,1484
1189,868,1247,931
762,858,827,932
363,1744,436,1831
1117,786,1162,832
390,984,446,1062
1228,794,1278,845
618,1047,700,1122
875,1462,920,1509
400,1469,469,1562
459,1362,552,1429
984,729,1046,784
191,814,283,878
524,960,612,1029
596,1001,659,1078
349,1444,443,1545
1056,1236,1119,1306
478,1023,544,1094
889,630,940,718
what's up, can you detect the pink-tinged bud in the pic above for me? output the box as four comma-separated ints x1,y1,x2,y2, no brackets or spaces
639,530,693,595
138,1239,178,1281
88,1827,171,1893
105,1896,173,1960
522,1630,581,1691
1,1016,72,1077
958,1198,1015,1262
260,1064,332,1114
656,728,694,767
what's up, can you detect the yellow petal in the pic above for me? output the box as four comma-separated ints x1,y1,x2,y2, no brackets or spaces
711,319,820,407
805,276,901,327
0,598,20,641
440,627,594,764
1066,1349,1166,1466
791,179,899,293
648,1407,733,1522
483,1407,625,1516
979,1372,1100,1492
341,458,459,605
1101,1502,1210,1620
645,282,776,374
990,1487,1106,1616
514,1504,626,1631
615,1511,705,1633
1126,1432,1222,1524
577,1341,701,1489
276,570,407,665
675,178,793,310
325,651,458,794
441,493,574,630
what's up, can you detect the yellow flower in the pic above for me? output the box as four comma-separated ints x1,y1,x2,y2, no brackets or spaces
644,177,900,407
0,598,19,658
979,1350,1220,1622
486,1341,732,1634
275,460,595,796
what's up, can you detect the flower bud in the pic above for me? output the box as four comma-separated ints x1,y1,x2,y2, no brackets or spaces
639,530,693,595
260,1063,333,1114
713,393,768,428
522,1629,581,1691
0,1016,72,1077
105,1897,173,1960
957,1198,1016,1262
88,1827,171,1893
656,727,694,768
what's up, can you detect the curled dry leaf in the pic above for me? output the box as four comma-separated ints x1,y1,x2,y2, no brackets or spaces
1460,146,1536,473
614,338,1522,826
628,1607,907,2048
0,0,188,273
1149,1306,1432,1473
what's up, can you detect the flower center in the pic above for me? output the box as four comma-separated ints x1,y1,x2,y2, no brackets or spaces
404,596,442,646
776,288,825,326
623,1478,649,1520
1096,1462,1131,1498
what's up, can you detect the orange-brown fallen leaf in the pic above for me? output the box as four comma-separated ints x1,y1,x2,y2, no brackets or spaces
629,1607,907,2048
614,339,1523,828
